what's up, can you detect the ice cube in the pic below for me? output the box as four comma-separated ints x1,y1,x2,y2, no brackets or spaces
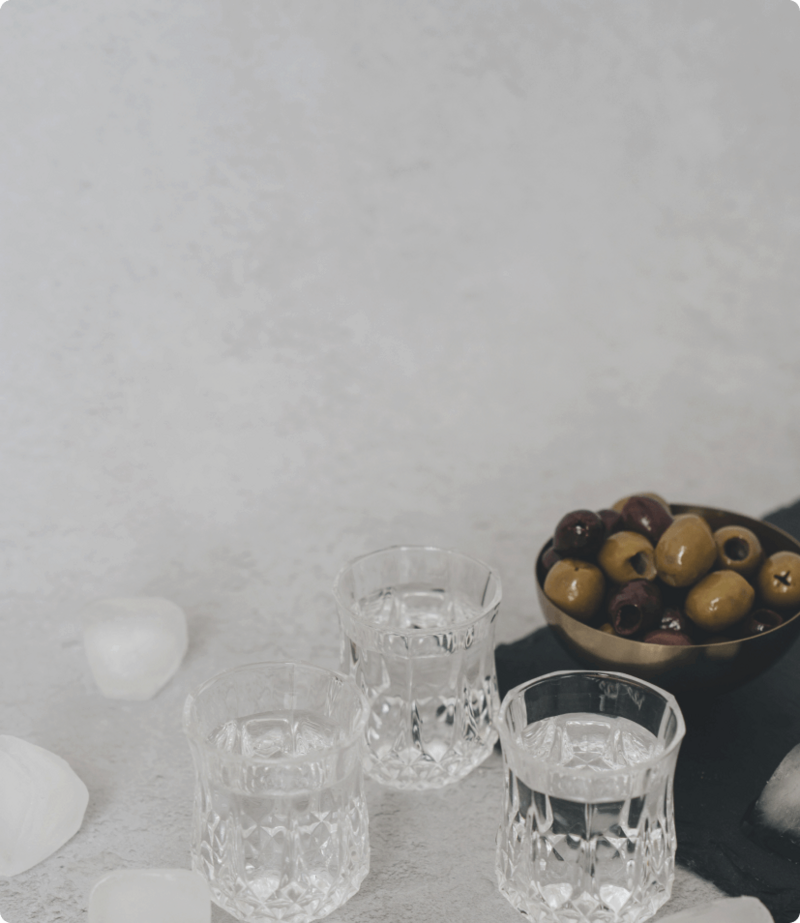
88,869,210,923
82,597,188,700
742,741,800,863
0,735,89,876
656,896,774,923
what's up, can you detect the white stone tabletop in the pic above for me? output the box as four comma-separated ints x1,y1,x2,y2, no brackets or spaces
1,0,799,919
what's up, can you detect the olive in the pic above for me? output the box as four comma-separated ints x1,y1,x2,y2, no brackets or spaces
607,579,663,638
684,570,755,632
655,514,716,587
598,622,616,635
757,551,800,611
641,629,693,646
543,558,605,623
713,525,763,578
553,510,606,559
612,492,669,514
597,531,657,584
620,496,673,545
738,608,784,637
598,508,623,535
659,606,693,635
540,546,562,575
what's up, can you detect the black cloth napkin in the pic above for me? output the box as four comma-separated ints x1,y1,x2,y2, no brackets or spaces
494,498,800,923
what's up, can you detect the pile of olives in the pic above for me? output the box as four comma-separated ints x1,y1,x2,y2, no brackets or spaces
540,493,800,645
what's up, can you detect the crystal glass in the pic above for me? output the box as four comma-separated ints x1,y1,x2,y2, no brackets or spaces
334,545,502,789
183,662,370,923
496,670,686,923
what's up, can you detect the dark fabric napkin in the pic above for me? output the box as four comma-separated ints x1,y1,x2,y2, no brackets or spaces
494,498,800,923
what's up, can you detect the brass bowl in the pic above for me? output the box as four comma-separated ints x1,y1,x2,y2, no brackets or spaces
535,504,800,694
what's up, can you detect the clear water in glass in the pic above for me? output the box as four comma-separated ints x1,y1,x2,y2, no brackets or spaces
184,664,369,923
346,585,499,788
496,672,684,923
337,564,501,789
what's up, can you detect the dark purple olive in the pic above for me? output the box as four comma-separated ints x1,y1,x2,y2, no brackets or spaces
642,629,693,646
607,579,663,638
739,608,784,637
598,508,623,536
553,510,606,559
659,606,693,635
620,496,673,545
540,546,562,575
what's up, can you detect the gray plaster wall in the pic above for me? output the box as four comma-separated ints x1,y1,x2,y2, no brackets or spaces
1,0,799,919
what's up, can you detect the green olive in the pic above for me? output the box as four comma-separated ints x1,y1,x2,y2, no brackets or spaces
685,570,755,632
713,525,763,579
757,551,800,611
597,531,657,584
543,558,605,623
655,514,716,587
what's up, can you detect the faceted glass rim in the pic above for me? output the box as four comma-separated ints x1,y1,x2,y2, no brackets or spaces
182,660,370,766
332,544,502,636
498,668,687,776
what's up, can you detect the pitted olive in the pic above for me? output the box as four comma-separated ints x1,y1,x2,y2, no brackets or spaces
553,510,606,559
543,558,605,623
713,525,763,578
757,551,800,611
655,514,716,587
607,579,663,638
597,531,657,584
685,569,755,632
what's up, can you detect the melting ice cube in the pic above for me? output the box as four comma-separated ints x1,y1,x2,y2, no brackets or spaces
82,597,188,700
742,740,800,864
657,896,774,923
88,869,210,923
0,735,89,876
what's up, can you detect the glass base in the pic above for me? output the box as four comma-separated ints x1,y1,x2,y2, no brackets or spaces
208,866,369,923
496,875,671,923
365,730,498,790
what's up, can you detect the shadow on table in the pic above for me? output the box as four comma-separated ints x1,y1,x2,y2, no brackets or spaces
493,497,800,923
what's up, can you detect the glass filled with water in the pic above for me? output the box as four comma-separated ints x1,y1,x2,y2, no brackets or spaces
496,670,685,923
183,662,370,923
334,545,502,789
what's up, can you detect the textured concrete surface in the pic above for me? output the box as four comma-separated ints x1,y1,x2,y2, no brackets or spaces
1,0,799,919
